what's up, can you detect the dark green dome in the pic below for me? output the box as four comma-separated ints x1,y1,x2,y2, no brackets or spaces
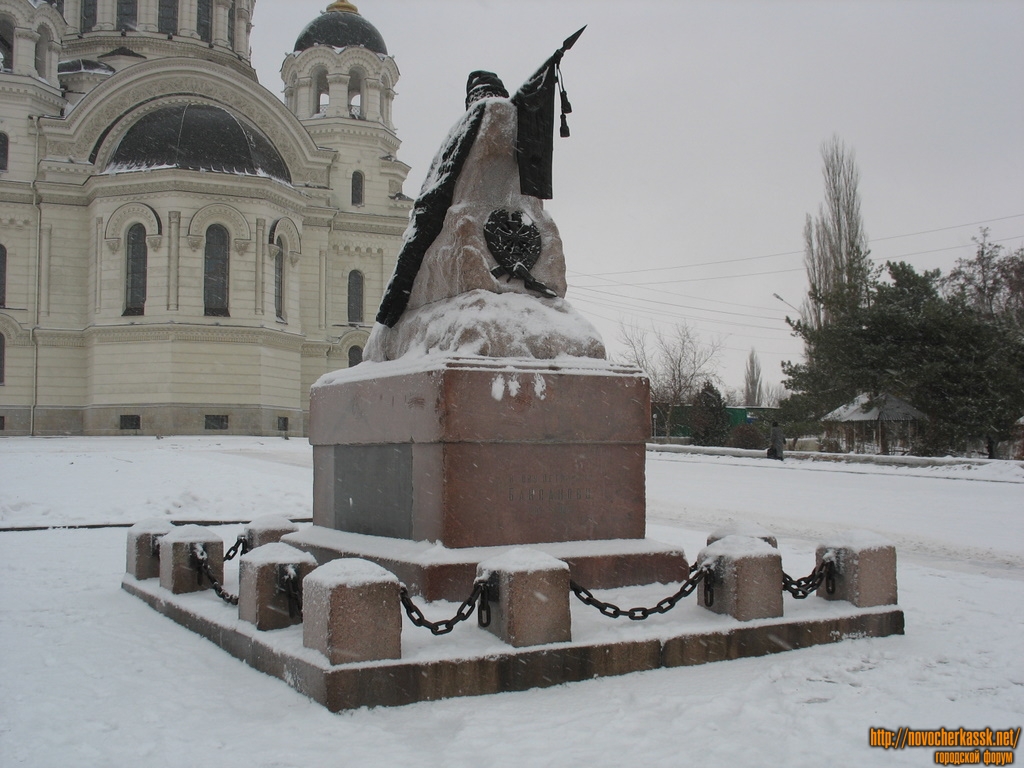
106,104,291,183
294,5,387,55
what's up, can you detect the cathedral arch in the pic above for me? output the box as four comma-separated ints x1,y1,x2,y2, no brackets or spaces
311,65,329,114
268,217,300,258
188,204,250,243
346,66,366,118
0,15,15,72
105,202,162,240
0,312,28,345
34,25,51,79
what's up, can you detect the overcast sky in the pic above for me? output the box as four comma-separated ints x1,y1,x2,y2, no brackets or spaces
249,0,1024,392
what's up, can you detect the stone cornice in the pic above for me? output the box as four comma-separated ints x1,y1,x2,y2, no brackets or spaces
303,120,401,150
0,187,36,206
61,34,257,81
33,324,307,352
332,211,408,237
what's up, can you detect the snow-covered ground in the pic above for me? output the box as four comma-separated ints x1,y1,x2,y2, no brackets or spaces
1,437,1022,767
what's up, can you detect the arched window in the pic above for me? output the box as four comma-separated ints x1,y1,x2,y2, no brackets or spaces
204,224,230,316
123,223,147,316
227,0,236,49
1,17,15,72
274,237,285,321
0,333,5,385
158,0,177,35
0,244,7,308
116,0,137,30
348,346,362,368
313,68,329,114
196,0,212,43
81,0,97,32
35,26,51,80
380,76,392,125
348,69,364,118
0,133,8,171
351,171,364,206
347,270,364,324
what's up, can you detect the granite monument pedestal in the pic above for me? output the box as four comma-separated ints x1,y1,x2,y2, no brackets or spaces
298,357,688,599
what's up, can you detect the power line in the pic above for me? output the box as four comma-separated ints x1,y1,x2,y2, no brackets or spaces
568,213,1024,280
570,234,1023,289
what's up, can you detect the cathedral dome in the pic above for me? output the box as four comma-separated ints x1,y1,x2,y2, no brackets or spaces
105,104,292,183
293,2,388,55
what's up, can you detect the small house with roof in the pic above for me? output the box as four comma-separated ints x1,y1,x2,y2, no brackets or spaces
821,393,926,455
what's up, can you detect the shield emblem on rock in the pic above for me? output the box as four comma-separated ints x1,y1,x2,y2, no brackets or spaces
483,209,556,298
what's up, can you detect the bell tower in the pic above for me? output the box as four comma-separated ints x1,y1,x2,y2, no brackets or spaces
281,1,409,213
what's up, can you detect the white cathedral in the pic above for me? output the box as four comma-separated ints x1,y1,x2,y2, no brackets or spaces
0,0,411,436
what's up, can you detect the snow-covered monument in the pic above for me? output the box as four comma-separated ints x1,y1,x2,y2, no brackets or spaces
122,28,903,711
0,0,410,436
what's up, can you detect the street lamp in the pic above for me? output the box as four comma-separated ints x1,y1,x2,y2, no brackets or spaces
773,293,800,313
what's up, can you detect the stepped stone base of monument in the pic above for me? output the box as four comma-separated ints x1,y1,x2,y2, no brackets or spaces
122,574,904,713
282,526,690,601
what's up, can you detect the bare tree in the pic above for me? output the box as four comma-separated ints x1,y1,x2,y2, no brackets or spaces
743,348,763,406
762,382,789,409
801,136,873,330
943,228,1024,331
618,322,722,434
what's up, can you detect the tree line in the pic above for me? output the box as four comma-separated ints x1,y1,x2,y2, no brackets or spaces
780,137,1024,457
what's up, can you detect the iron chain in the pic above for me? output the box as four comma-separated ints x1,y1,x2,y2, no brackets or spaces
399,581,491,636
223,534,249,562
570,562,715,621
191,543,239,606
277,564,303,619
782,553,837,599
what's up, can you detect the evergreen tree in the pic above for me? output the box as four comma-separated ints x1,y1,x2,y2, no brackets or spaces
783,262,1024,455
689,381,731,446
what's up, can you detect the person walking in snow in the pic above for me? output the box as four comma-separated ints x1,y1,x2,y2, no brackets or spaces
768,421,785,461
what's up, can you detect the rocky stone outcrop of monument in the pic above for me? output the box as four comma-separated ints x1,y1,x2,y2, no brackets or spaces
365,29,602,364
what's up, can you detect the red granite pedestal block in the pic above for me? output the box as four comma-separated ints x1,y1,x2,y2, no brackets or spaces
477,549,572,648
158,525,223,595
697,536,784,622
302,559,402,665
238,543,318,631
817,537,898,608
126,519,174,580
310,359,649,549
